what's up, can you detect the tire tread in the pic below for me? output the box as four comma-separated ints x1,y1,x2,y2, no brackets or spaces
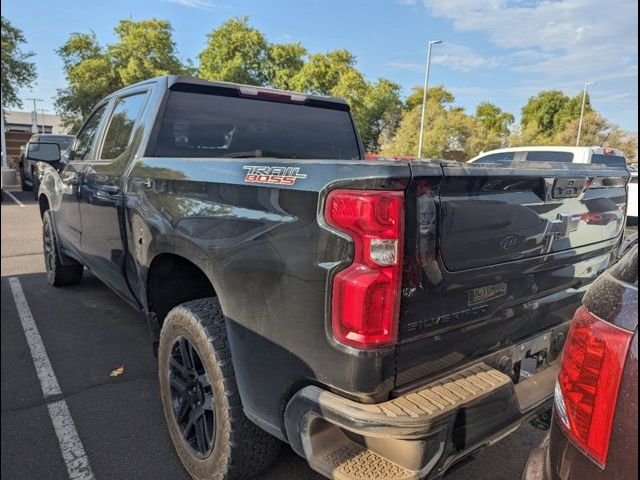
161,298,280,479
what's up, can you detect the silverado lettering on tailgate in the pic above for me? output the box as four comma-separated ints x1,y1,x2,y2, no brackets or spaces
404,304,490,333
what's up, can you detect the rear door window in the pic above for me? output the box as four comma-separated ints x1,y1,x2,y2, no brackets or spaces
100,93,148,160
525,151,574,163
151,90,360,160
71,104,108,160
591,154,627,168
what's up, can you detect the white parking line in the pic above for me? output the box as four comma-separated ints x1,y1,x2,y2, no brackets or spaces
8,277,95,480
3,190,25,208
8,277,61,397
48,401,95,480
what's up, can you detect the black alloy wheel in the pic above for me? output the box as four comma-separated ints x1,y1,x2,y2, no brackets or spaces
43,217,56,276
169,336,216,457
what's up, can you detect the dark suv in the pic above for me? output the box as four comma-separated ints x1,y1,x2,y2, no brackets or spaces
523,239,638,480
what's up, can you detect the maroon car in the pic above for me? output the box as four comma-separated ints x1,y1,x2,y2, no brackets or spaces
524,241,638,480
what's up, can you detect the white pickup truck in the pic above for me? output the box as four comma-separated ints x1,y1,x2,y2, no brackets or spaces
469,146,636,224
469,146,628,168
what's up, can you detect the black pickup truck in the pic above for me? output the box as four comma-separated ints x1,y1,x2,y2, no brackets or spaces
31,75,629,480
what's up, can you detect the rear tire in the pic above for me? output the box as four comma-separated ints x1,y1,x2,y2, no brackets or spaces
158,298,281,480
42,210,84,286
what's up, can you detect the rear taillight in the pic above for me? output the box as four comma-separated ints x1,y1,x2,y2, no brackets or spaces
555,306,633,466
325,190,404,349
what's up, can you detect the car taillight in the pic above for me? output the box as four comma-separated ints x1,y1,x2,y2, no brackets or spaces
325,189,404,349
555,306,633,466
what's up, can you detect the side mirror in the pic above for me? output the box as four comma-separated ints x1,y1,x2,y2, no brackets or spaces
26,142,61,163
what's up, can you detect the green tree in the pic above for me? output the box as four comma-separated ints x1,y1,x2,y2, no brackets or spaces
358,79,403,153
55,33,118,129
264,42,306,90
382,86,504,160
198,17,268,85
291,49,356,95
475,102,514,137
403,85,454,112
56,19,186,129
108,19,184,85
383,86,462,158
519,90,590,143
1,16,37,108
553,111,637,159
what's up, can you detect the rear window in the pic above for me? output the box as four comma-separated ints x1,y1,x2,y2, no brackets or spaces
591,154,627,168
525,151,574,163
151,91,360,159
473,151,515,164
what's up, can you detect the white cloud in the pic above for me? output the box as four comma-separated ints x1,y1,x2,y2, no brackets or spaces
386,44,502,73
431,44,503,71
384,61,423,72
420,0,638,80
162,0,217,10
593,92,633,104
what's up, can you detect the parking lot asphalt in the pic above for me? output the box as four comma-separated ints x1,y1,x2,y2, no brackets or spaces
4,189,634,480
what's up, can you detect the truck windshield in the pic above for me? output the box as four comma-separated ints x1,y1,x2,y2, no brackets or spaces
150,90,361,160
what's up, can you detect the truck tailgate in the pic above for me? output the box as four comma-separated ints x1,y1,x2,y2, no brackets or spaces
396,161,628,389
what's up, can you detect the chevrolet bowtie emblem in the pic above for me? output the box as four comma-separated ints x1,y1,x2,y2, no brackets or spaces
542,212,581,253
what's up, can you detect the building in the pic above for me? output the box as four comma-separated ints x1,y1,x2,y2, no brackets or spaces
2,110,71,170
3,110,69,135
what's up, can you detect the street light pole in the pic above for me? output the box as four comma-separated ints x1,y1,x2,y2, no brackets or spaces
25,98,43,133
576,82,595,147
418,40,442,159
1,94,7,171
40,109,47,134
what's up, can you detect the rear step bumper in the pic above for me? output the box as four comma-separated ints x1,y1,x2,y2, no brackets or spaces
285,361,558,479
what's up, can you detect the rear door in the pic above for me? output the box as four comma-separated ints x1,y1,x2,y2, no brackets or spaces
79,90,149,303
396,160,629,389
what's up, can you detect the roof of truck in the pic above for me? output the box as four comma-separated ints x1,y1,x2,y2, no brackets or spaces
117,74,350,109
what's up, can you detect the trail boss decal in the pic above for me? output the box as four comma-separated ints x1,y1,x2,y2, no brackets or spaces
242,166,307,185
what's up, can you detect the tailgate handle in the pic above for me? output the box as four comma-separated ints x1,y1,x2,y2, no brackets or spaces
552,177,586,199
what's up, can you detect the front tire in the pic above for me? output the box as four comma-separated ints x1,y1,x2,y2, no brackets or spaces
20,164,32,191
32,170,40,201
158,298,281,480
42,210,84,286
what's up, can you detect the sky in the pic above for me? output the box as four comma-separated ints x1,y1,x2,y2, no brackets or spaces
3,0,639,131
